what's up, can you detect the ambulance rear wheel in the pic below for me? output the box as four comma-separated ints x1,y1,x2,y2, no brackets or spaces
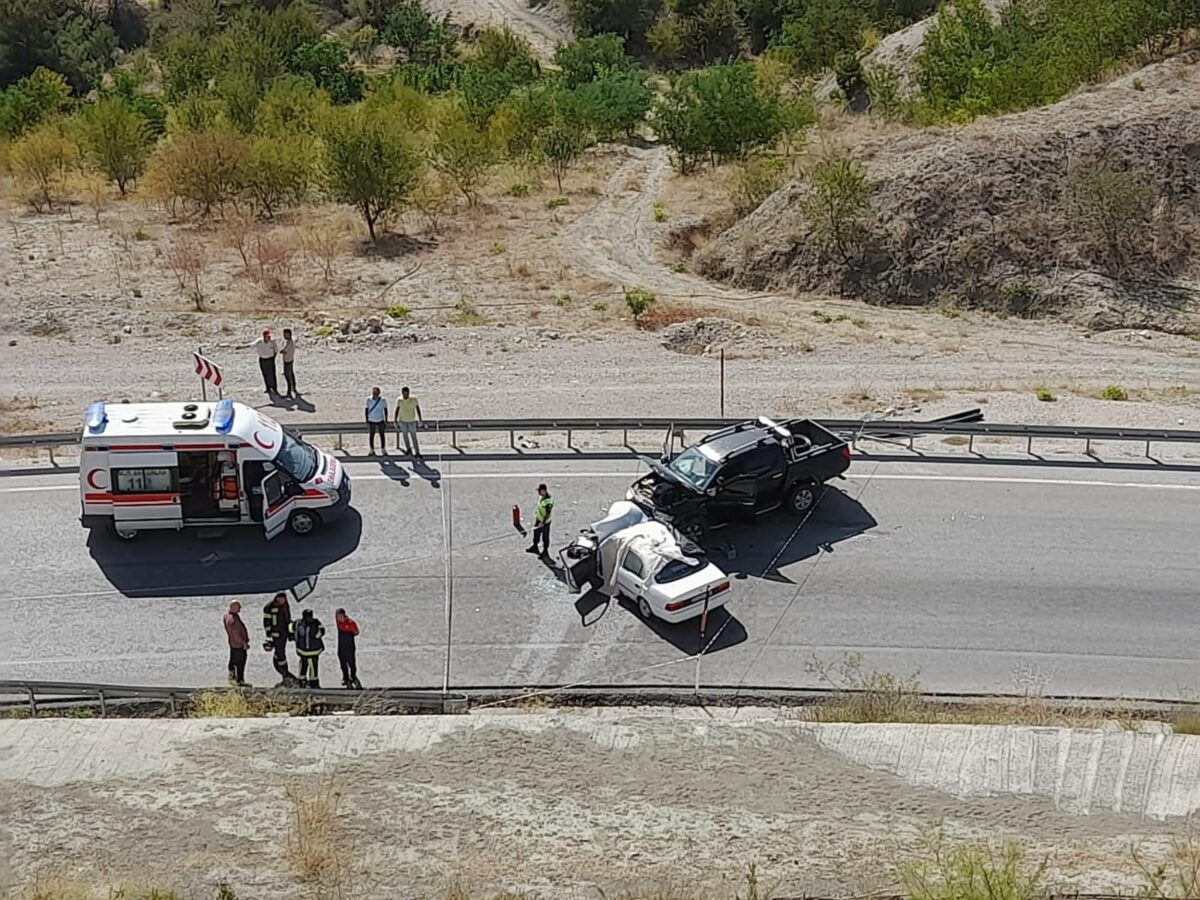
113,525,137,541
288,509,320,536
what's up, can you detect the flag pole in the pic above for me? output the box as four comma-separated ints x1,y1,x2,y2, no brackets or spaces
198,346,207,401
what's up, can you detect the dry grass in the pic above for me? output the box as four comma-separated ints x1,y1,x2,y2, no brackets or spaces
286,779,353,898
188,689,306,718
1172,709,1200,735
636,302,723,332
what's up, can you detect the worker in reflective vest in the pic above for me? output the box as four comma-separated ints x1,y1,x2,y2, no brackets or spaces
525,483,554,557
294,609,326,689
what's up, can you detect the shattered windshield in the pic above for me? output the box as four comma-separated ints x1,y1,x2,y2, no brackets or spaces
273,430,319,483
667,447,719,490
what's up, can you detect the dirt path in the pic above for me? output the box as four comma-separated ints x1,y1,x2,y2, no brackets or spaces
428,0,572,57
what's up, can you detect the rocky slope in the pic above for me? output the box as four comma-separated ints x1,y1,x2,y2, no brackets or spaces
701,52,1200,333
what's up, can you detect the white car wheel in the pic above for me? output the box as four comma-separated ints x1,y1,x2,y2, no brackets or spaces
637,596,655,620
114,526,137,541
289,509,320,535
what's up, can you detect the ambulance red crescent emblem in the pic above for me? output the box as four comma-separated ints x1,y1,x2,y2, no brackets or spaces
253,430,276,450
86,468,104,489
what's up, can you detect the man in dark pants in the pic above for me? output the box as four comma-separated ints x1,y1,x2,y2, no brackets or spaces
281,328,297,398
223,600,250,687
262,592,294,685
294,609,325,688
364,386,388,456
335,608,362,689
250,329,279,395
526,483,554,557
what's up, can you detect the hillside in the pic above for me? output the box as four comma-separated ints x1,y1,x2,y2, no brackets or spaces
700,52,1200,334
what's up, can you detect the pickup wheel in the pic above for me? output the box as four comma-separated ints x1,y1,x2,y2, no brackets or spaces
636,596,655,620
679,520,705,543
787,482,818,516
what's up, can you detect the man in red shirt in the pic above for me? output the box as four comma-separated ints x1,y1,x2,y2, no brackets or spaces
223,601,250,687
335,608,362,689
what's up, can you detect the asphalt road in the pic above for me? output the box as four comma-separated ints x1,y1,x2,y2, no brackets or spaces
1,457,1198,698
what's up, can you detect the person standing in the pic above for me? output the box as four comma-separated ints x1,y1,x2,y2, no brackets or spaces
223,601,250,687
394,386,423,458
365,386,388,455
335,608,362,689
250,329,279,395
526,483,554,556
280,328,297,397
294,609,326,689
262,592,294,685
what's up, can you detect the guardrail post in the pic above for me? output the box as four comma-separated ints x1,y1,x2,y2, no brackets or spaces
1027,435,1033,456
335,434,344,453
567,429,573,450
48,444,56,466
622,428,628,449
510,429,516,450
968,434,974,454
451,430,458,450
98,689,107,718
169,693,178,716
1085,438,1093,457
1145,439,1152,459
26,687,36,718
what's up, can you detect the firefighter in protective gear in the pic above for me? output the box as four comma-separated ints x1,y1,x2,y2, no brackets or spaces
294,609,326,689
262,592,294,684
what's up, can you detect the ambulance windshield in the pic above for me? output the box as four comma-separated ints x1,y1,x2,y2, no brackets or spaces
274,430,319,483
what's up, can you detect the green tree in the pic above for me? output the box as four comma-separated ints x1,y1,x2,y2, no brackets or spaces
243,133,313,217
289,41,366,106
654,63,782,172
0,67,71,138
149,129,249,216
773,0,870,74
323,106,424,240
9,120,78,210
79,96,152,195
572,69,652,140
217,65,261,133
565,0,664,57
683,0,746,65
554,34,634,87
458,62,519,127
0,0,118,93
382,0,459,64
474,27,540,83
800,153,872,261
255,73,331,136
727,155,787,216
429,105,498,206
542,115,587,192
160,33,217,103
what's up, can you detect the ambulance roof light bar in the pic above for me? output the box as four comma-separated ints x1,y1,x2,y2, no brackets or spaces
84,401,107,434
213,399,235,434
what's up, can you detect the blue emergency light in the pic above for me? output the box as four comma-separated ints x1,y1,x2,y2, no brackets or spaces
213,399,236,434
84,401,107,433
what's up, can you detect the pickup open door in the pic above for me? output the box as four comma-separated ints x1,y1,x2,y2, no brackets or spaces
262,470,293,540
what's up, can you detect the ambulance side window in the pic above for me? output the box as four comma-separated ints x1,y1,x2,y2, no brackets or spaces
114,467,175,493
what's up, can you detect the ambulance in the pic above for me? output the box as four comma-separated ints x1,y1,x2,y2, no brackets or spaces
79,399,351,540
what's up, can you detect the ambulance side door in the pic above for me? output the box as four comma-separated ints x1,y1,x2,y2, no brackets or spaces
262,470,292,540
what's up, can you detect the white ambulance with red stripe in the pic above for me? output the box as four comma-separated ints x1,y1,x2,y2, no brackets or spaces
80,399,351,540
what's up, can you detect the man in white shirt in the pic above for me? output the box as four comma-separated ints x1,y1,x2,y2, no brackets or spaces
250,329,279,394
281,328,297,397
364,386,388,455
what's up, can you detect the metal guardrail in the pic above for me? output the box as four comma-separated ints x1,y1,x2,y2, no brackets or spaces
3,415,1200,459
0,679,467,715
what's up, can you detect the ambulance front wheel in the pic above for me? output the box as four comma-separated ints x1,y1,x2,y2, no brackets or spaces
288,509,321,536
113,525,138,541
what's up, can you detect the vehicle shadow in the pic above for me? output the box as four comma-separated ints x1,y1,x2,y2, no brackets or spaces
86,509,363,598
701,486,876,584
573,589,748,655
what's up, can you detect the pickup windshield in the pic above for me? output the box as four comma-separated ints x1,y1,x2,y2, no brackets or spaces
274,431,319,483
667,447,719,490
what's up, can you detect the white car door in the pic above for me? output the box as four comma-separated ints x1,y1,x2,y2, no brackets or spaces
617,551,646,597
262,470,292,540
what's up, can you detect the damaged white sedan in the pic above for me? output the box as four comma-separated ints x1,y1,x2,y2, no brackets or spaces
559,501,732,624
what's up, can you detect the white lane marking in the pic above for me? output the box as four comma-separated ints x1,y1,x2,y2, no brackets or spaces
4,471,1200,494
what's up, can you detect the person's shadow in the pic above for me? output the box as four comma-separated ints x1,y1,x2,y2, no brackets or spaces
376,455,442,488
262,392,316,414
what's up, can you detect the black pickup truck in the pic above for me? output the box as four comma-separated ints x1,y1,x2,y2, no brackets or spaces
627,416,851,539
